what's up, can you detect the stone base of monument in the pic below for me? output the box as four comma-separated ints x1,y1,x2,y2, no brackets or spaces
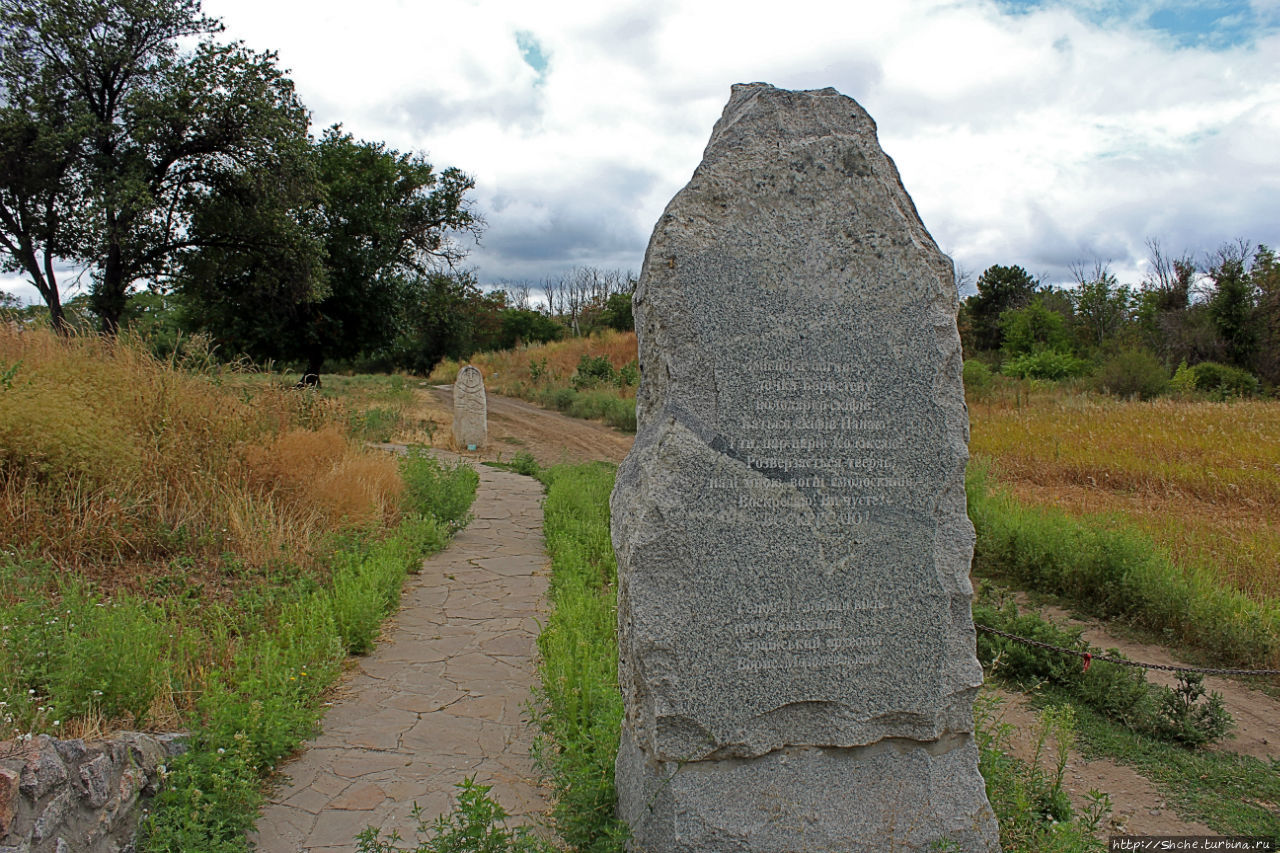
618,729,998,852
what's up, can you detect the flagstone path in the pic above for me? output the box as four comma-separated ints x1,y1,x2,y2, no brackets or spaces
250,459,551,852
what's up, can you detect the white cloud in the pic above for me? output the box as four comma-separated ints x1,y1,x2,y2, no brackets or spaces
4,0,1277,306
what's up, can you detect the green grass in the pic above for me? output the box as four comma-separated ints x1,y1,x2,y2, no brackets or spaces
138,451,477,852
1052,689,1280,839
968,465,1280,670
530,462,628,852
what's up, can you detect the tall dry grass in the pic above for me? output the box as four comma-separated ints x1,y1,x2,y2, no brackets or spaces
429,330,638,398
0,326,403,586
969,388,1280,602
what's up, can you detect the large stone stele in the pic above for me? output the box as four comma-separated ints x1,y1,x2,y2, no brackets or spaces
611,83,1000,852
452,365,487,451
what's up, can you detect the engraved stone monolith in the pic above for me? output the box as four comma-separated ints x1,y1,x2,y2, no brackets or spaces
611,83,1000,851
452,365,487,451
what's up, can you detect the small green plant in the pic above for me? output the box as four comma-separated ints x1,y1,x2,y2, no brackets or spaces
0,360,19,390
356,778,556,853
400,449,479,529
528,358,548,384
974,692,1107,852
614,360,639,388
509,451,540,478
570,354,615,390
1000,349,1091,381
1151,673,1233,747
1030,704,1076,822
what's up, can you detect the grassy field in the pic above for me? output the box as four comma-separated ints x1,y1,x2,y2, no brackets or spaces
0,327,478,850
969,385,1280,604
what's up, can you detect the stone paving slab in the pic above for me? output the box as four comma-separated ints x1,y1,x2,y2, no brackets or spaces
250,462,551,852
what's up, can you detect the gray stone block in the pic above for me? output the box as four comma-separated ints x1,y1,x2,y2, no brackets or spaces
612,82,998,851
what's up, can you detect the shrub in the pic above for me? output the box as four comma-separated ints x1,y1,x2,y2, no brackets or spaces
1170,361,1260,398
615,360,639,388
570,354,616,389
1092,348,1168,399
1001,349,1091,381
963,358,994,394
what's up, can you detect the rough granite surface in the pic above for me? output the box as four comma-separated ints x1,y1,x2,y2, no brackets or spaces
452,365,488,450
610,82,999,851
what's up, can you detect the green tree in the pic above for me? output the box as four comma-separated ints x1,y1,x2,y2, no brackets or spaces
182,127,480,373
1205,240,1259,371
964,264,1039,352
1251,244,1280,385
598,292,634,332
1135,238,1201,365
998,300,1074,358
0,0,309,333
1071,263,1133,351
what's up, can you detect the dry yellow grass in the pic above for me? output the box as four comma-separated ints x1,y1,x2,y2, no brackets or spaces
429,330,639,398
970,389,1280,601
0,326,404,588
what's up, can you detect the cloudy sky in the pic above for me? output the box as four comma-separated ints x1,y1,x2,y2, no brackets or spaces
4,0,1279,304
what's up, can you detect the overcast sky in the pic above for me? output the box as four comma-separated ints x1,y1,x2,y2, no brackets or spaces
4,0,1279,304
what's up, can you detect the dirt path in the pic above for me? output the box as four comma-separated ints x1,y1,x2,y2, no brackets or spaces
424,385,632,465
251,458,551,851
1036,603,1280,763
413,388,1280,836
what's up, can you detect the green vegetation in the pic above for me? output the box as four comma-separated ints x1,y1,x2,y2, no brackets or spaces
974,591,1233,748
976,696,1109,852
356,778,555,853
530,462,628,852
961,241,1280,396
139,451,477,851
967,466,1280,669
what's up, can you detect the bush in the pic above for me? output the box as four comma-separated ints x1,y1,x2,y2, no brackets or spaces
974,593,1234,746
1001,349,1091,381
1092,348,1168,399
1170,360,1259,398
570,354,616,389
963,359,994,394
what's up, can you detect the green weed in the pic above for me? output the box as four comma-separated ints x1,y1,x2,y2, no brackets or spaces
530,463,628,852
356,777,556,853
975,693,1108,852
401,449,479,528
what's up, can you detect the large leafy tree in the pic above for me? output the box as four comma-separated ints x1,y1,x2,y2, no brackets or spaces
0,0,309,333
180,127,480,373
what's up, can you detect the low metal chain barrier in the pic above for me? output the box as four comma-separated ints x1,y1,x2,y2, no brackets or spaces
974,623,1280,677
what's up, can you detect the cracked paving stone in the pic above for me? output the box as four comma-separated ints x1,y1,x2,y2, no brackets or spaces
251,453,551,852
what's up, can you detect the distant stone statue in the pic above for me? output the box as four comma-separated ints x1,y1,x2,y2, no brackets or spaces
610,83,999,851
452,365,487,451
